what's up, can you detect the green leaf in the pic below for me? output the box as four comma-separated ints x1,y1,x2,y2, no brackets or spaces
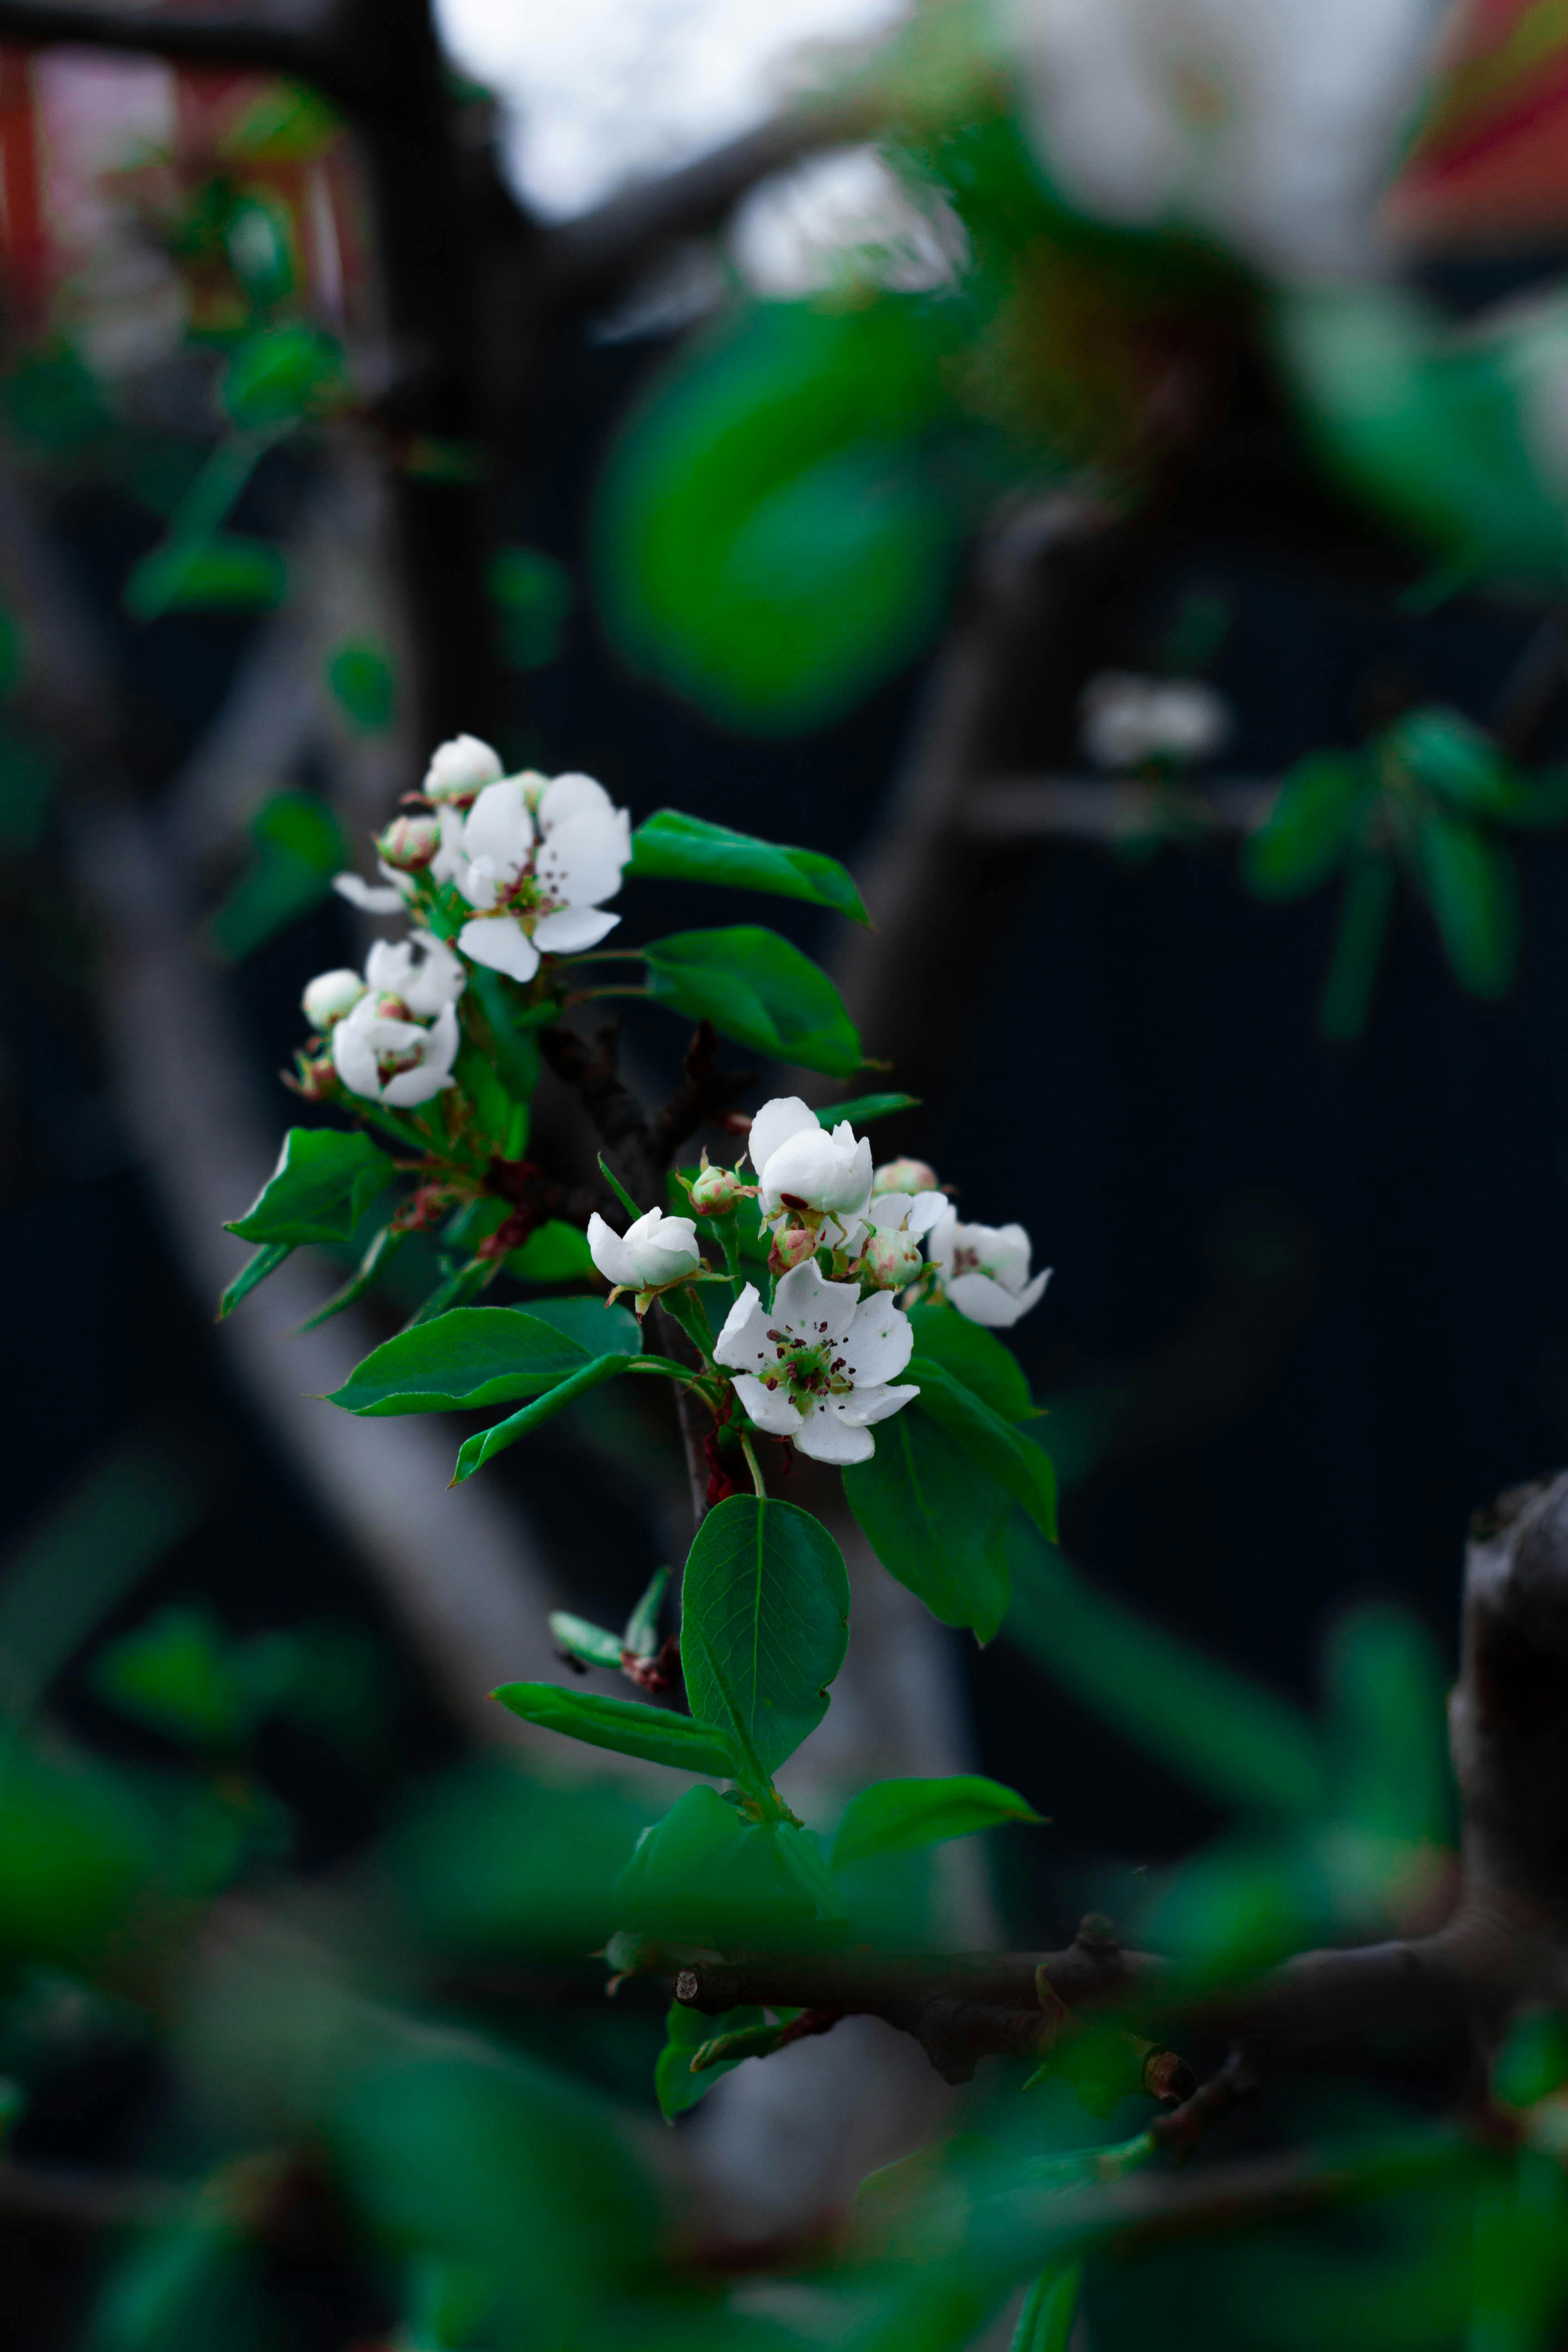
908,1302,1033,1423
453,1353,651,1482
326,636,395,732
655,1998,769,2120
226,1127,394,1247
1011,2264,1083,2352
125,532,287,618
830,1774,1042,1869
90,1603,243,1749
217,1240,292,1320
679,1495,850,1776
468,966,544,1101
628,808,868,923
489,545,573,671
815,1092,920,1128
297,1224,405,1333
644,926,862,1075
614,1784,833,1947
221,323,342,430
208,789,350,960
548,1613,624,1670
843,1405,1013,1642
623,1566,671,1660
490,1683,735,1777
1414,807,1519,999
907,1357,1057,1539
327,1299,639,1415
1244,753,1367,900
1323,1602,1455,1850
506,1220,595,1283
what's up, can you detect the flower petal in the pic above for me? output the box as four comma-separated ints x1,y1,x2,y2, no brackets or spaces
834,1380,920,1428
714,1283,770,1371
773,1258,859,1346
330,1007,383,1100
746,1096,817,1178
793,1399,875,1465
731,1371,803,1437
535,809,630,912
946,1270,1029,1328
588,1212,639,1290
844,1293,915,1384
532,906,621,954
457,916,540,983
904,1190,949,1238
462,777,534,879
537,772,618,833
333,873,405,915
383,1004,461,1106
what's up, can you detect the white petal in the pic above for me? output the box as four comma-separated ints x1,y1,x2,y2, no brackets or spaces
537,771,617,833
623,1208,701,1286
424,733,503,800
713,1283,770,1371
746,1097,817,1178
1012,1268,1051,1318
905,1191,949,1238
365,938,411,996
793,1399,875,1465
946,1270,1029,1328
402,931,467,1015
457,916,540,983
731,1372,804,1437
588,1212,639,1289
429,807,466,883
461,777,534,879
772,1258,858,1346
928,1207,958,1278
333,873,405,914
330,1008,383,1100
534,809,630,912
834,1380,921,1428
867,1192,915,1233
844,1293,915,1385
457,852,501,911
983,1223,1035,1291
532,906,621,954
383,1004,461,1106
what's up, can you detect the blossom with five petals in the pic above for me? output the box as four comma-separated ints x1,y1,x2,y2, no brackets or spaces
930,1210,1051,1328
588,1206,701,1294
445,771,632,983
714,1259,919,1465
330,993,460,1108
363,931,466,1019
747,1096,873,1252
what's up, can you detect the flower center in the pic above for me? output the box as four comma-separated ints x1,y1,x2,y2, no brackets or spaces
761,1328,855,1401
491,864,566,930
950,1246,987,1277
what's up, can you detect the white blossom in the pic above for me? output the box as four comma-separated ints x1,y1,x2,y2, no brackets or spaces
363,931,466,1019
714,1259,918,1465
748,1096,873,1250
446,770,632,984
330,994,461,1109
301,968,367,1031
423,732,504,805
332,867,411,916
931,1211,1051,1329
587,1206,701,1292
1080,673,1230,773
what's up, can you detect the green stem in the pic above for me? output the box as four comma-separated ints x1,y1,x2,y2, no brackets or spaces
556,949,650,966
716,1220,744,1311
738,1429,767,1501
565,986,652,1007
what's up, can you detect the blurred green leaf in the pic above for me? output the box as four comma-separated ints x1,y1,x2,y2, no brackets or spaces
221,323,342,430
1414,806,1519,999
629,808,869,923
90,2204,266,2352
1320,855,1396,1043
227,1126,395,1248
0,719,54,850
1494,2008,1568,2109
614,1784,833,1948
491,1682,735,1777
1010,2262,1082,2352
844,1405,1014,1641
680,1495,850,1776
125,531,287,618
1323,1602,1455,1851
505,1219,596,1284
908,1301,1034,1424
328,1298,638,1415
906,1356,1057,1539
91,1603,242,1749
209,789,351,961
816,1091,921,1127
489,545,573,671
326,635,396,731
830,1774,1041,1869
224,191,296,309
644,925,863,1075
1245,753,1367,900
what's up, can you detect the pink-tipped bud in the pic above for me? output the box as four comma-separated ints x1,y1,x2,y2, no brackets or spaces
301,968,366,1031
377,814,441,871
690,1165,745,1215
861,1230,923,1290
290,1049,340,1102
768,1224,818,1276
872,1156,940,1198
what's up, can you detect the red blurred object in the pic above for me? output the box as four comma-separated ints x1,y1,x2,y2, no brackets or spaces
1389,0,1568,247
0,46,48,329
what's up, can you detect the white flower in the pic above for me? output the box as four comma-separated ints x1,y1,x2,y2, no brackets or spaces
448,771,632,984
423,733,504,805
301,968,367,1031
931,1211,1051,1328
1080,673,1229,772
330,994,461,1109
866,1189,948,1244
363,931,466,1019
748,1096,873,1250
587,1206,701,1292
714,1259,919,1465
332,867,411,915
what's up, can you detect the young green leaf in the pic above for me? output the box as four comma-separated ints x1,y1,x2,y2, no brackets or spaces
614,1784,835,1948
1011,2263,1083,2352
1414,806,1519,1000
908,1302,1034,1424
217,1240,293,1321
453,1353,659,1482
814,1092,920,1128
643,926,862,1076
296,1223,405,1333
490,1682,735,1776
1244,752,1367,900
226,1127,395,1247
843,1406,1013,1642
654,1998,770,2120
328,1300,639,1415
680,1495,851,1775
627,807,868,923
906,1357,1058,1540
623,1566,670,1660
547,1613,625,1670
830,1775,1043,1870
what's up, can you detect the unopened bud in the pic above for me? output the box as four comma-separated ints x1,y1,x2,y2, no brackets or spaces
301,969,366,1031
377,814,440,871
422,731,503,804
690,1164,745,1215
861,1230,922,1289
290,1049,340,1101
872,1156,940,1198
768,1225,818,1276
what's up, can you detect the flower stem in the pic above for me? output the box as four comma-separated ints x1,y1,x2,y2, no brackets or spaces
738,1429,767,1501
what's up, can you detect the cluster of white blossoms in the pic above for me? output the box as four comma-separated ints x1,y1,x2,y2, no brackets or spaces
303,735,632,1110
1079,671,1230,774
582,1093,1054,1464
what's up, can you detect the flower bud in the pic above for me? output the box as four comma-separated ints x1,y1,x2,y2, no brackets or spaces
290,1049,340,1101
422,731,503,805
861,1230,923,1290
768,1225,818,1276
689,1164,746,1215
377,814,441,871
872,1156,940,1198
301,968,367,1032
